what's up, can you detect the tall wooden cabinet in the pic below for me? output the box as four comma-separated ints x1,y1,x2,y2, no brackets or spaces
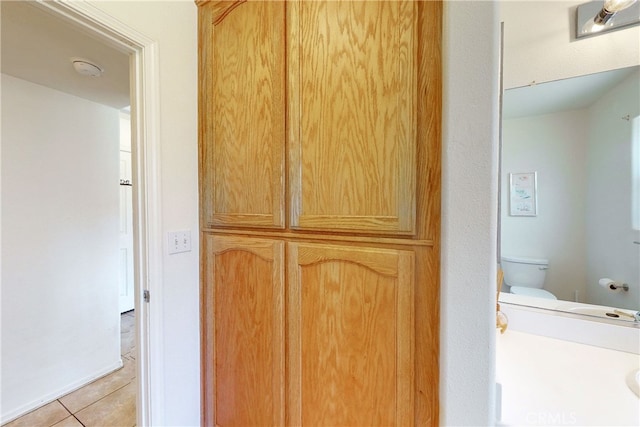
197,1,441,425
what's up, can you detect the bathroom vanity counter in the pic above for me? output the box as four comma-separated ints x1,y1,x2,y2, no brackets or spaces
496,330,640,426
499,293,639,354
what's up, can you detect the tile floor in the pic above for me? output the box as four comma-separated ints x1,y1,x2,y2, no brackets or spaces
4,311,137,427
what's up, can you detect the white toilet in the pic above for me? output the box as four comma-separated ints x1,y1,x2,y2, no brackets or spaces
501,255,557,300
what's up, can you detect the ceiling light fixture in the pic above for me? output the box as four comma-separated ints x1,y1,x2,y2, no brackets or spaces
71,58,104,77
577,0,640,38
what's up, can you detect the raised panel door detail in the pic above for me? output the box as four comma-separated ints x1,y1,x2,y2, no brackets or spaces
289,0,417,234
202,234,285,426
287,242,414,425
202,1,285,229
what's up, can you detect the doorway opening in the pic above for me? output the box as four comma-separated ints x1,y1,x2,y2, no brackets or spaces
0,1,162,425
29,2,163,426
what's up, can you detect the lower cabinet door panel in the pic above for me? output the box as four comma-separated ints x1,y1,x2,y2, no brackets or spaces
204,236,416,425
202,234,285,426
287,242,415,426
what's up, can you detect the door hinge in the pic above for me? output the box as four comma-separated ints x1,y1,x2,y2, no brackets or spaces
143,290,150,303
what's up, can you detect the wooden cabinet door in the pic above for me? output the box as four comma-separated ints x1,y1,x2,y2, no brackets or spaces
200,1,285,229
202,234,285,426
287,242,415,425
288,0,417,235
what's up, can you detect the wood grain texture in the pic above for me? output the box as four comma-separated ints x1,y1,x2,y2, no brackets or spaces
204,234,285,426
198,7,215,426
198,0,442,424
415,0,442,243
208,1,246,25
203,227,435,247
287,242,414,425
203,0,285,229
289,0,416,234
198,3,214,233
414,1,442,424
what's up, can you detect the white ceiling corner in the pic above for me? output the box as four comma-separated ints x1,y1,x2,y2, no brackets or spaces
1,1,130,110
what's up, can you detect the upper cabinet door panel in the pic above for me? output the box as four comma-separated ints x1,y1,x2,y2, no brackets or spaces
201,1,285,229
288,0,417,235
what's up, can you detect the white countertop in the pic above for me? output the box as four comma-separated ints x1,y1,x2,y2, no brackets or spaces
496,330,640,426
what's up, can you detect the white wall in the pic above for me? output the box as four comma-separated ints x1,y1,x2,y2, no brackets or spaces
441,2,499,425
501,0,640,89
88,1,201,425
501,110,589,301
586,70,640,310
1,74,121,421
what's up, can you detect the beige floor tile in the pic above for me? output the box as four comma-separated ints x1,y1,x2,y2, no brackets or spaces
122,351,136,361
3,401,70,427
120,314,136,355
58,358,136,414
6,313,136,427
51,416,83,427
74,382,136,427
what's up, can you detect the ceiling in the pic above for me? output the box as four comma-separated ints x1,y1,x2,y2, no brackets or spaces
503,66,639,119
1,1,130,110
3,1,634,117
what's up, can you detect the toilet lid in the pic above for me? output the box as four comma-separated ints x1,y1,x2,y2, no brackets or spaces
510,286,557,300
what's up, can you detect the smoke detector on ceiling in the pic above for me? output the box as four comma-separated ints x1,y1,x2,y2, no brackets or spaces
71,58,104,77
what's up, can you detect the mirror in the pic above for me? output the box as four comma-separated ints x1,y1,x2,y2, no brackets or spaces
497,0,640,324
499,65,640,321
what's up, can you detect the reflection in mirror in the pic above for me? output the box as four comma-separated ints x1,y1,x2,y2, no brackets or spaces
499,66,640,321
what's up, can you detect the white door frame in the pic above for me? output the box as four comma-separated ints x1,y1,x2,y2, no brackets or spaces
33,1,164,425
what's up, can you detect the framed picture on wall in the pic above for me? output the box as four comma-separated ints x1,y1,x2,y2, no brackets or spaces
509,172,537,216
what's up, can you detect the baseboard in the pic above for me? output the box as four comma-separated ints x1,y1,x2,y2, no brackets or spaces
0,359,124,425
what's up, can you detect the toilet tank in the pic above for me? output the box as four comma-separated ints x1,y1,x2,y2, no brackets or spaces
501,255,548,289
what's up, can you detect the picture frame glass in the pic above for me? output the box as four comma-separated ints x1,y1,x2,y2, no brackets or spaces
509,172,537,216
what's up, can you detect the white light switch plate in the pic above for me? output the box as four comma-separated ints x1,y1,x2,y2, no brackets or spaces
168,230,191,254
